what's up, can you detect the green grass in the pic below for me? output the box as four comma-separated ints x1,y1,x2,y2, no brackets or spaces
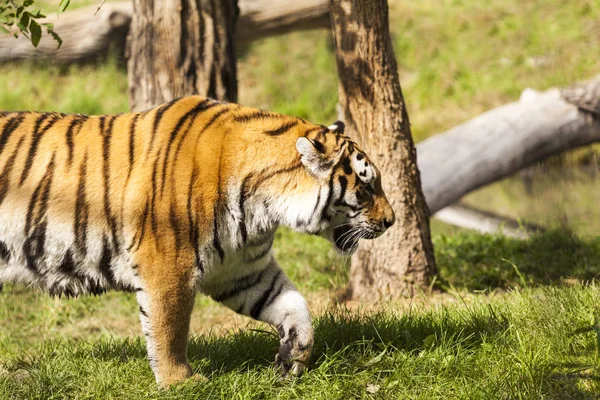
1,283,600,399
239,31,339,124
0,57,128,114
436,229,600,291
273,229,348,293
388,0,600,140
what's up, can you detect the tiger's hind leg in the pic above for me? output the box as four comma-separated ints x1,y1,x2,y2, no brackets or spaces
210,258,314,377
135,247,197,386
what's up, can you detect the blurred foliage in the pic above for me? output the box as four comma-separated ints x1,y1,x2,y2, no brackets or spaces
0,0,68,47
0,56,128,114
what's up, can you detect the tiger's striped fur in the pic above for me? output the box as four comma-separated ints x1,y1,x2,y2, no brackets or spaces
0,96,394,385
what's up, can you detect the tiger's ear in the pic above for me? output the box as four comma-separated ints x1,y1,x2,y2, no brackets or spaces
296,137,333,178
328,120,345,134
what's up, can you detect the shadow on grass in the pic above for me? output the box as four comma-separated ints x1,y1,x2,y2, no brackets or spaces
39,305,508,375
547,363,600,399
183,305,510,375
435,228,600,290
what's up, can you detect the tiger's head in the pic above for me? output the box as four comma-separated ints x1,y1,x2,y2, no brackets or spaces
295,121,395,254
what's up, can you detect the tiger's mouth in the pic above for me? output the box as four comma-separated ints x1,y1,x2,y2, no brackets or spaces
333,225,361,253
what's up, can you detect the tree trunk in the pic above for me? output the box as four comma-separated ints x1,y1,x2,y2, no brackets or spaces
329,0,436,300
127,0,239,111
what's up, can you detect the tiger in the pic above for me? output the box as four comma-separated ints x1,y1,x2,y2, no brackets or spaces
0,96,395,386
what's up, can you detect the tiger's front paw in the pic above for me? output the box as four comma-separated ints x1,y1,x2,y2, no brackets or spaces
274,325,313,378
157,363,194,387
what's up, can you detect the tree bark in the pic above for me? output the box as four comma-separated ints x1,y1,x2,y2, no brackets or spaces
329,0,436,300
0,0,329,64
127,0,239,111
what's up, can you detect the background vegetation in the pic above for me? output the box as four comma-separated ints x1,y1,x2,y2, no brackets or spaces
1,0,600,398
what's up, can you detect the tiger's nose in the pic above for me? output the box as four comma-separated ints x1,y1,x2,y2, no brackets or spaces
383,218,394,229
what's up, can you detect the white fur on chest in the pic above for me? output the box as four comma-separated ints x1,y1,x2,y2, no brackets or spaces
198,230,275,295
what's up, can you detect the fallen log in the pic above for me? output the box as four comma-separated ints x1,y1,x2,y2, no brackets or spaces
237,0,329,42
434,204,544,238
0,0,330,63
417,75,600,215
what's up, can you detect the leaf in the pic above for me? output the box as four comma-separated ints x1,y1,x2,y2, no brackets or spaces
0,25,9,35
19,10,29,28
364,348,387,367
29,9,44,18
29,19,40,46
49,29,63,49
59,0,70,13
365,383,380,394
423,334,436,348
3,14,16,24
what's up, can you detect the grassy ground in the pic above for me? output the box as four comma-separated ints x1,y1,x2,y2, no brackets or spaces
2,282,600,398
2,229,600,398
